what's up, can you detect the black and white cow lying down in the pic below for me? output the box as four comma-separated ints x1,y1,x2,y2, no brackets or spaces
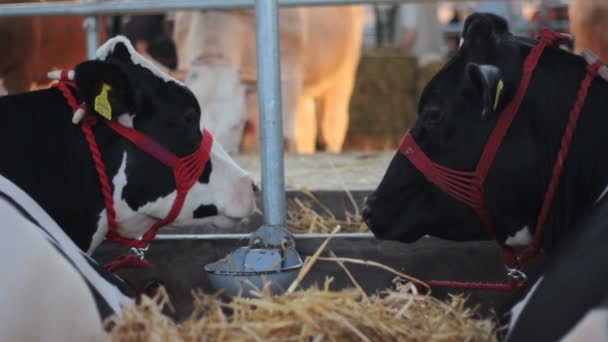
363,13,608,341
0,174,133,341
0,35,257,256
0,36,261,340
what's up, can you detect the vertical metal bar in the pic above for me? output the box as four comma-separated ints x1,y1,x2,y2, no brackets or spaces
255,0,286,229
84,0,99,60
538,0,549,29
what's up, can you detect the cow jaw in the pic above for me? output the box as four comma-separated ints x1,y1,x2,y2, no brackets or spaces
127,142,256,227
204,142,257,220
89,142,256,252
89,153,155,253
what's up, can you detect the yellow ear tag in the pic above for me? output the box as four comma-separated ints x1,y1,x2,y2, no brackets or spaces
494,79,504,111
94,83,112,120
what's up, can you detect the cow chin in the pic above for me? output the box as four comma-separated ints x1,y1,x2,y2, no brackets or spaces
368,220,426,244
170,213,242,229
210,215,242,228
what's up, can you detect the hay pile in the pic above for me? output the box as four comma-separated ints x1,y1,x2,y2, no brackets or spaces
105,228,498,341
286,189,368,234
346,51,418,151
106,281,497,342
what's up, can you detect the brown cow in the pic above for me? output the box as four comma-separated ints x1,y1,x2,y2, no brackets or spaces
570,0,608,62
0,0,105,94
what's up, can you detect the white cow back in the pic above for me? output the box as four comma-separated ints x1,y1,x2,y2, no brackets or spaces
0,175,134,341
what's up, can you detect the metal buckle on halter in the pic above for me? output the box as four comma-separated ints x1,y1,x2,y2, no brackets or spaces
129,245,149,261
505,266,528,282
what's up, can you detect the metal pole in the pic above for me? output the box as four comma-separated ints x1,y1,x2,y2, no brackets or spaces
255,0,286,231
83,0,99,59
539,0,549,29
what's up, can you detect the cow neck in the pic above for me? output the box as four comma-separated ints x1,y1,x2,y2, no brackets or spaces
399,28,603,284
53,77,213,272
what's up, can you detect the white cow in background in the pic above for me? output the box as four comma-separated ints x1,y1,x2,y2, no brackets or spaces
173,6,365,154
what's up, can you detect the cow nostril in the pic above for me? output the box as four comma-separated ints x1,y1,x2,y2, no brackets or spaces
252,182,260,195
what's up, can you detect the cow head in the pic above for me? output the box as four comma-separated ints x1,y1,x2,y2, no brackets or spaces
363,13,585,245
72,36,257,250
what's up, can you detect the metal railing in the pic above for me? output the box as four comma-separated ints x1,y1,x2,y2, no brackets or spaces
0,0,499,17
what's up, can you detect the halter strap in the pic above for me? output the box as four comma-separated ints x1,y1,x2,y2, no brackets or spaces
53,80,213,271
399,29,599,276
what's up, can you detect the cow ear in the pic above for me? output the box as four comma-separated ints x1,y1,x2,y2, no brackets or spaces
74,60,132,121
466,63,503,118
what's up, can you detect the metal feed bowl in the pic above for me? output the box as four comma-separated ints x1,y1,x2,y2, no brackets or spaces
205,246,303,298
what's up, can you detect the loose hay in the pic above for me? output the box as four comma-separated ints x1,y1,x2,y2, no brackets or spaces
106,226,497,341
107,281,497,342
286,188,368,234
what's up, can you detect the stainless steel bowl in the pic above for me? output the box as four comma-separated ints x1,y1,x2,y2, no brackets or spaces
204,246,303,297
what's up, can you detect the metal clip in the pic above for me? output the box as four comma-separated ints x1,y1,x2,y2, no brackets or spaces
129,245,149,261
505,266,528,282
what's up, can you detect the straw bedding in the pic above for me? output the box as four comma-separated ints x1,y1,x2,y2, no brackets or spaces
106,281,497,342
105,228,499,341
286,189,368,234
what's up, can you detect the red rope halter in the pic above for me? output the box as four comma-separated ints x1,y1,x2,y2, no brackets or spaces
400,29,602,291
53,76,213,272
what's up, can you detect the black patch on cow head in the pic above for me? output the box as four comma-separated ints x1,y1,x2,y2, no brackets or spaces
364,13,549,243
74,39,217,216
74,61,133,118
193,204,218,218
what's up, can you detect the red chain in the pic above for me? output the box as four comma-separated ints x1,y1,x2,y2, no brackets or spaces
517,60,602,267
426,279,524,292
104,253,150,273
398,29,601,292
81,117,119,234
54,82,119,236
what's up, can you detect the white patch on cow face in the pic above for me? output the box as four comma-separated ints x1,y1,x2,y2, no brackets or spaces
186,65,247,154
134,141,256,227
89,143,256,251
506,276,544,340
561,308,608,342
459,37,464,48
88,153,156,253
505,226,532,247
95,36,185,86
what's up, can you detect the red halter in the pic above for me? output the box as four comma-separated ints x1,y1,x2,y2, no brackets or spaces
53,76,213,272
400,28,602,274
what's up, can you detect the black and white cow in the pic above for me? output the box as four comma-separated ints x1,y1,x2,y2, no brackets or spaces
0,36,257,255
362,13,608,341
504,193,608,341
0,174,133,341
